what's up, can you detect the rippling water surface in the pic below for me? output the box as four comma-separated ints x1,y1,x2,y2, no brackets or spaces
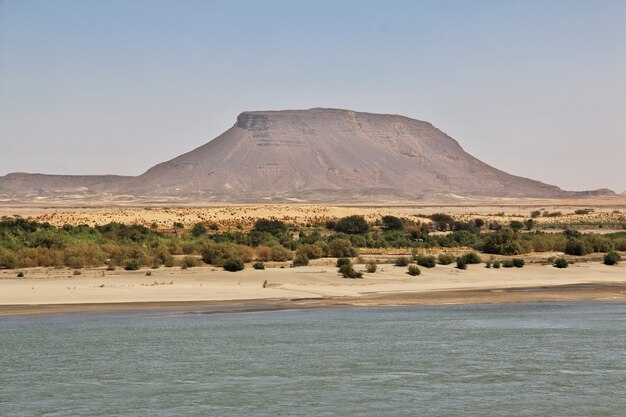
2,302,625,416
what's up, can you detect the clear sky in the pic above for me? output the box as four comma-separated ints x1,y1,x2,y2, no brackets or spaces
1,0,625,192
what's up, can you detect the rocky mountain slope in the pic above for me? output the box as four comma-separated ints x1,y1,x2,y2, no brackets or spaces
0,108,616,202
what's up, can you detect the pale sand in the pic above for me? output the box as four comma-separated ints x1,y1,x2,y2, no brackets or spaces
1,261,625,316
1,201,624,230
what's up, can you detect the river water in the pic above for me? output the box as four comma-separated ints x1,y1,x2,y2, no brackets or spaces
1,302,625,416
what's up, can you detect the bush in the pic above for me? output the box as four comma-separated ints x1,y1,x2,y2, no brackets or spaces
223,258,244,272
201,242,242,265
509,220,524,231
255,246,273,262
191,223,207,237
416,255,436,268
381,215,403,230
253,219,288,235
394,256,410,267
336,257,352,268
437,254,455,265
481,228,526,255
603,251,621,266
291,254,309,267
456,258,467,270
124,260,139,271
485,260,491,268
553,257,568,268
329,239,357,258
407,265,421,276
334,215,369,234
584,235,614,253
502,259,515,268
365,261,377,273
461,252,481,264
296,244,323,260
339,264,362,279
17,271,24,278
270,246,293,262
512,258,525,268
492,260,501,269
253,262,265,270
73,269,82,275
180,256,201,268
564,238,589,256
0,251,18,269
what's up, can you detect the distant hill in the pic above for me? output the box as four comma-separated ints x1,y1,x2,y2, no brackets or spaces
0,173,129,200
0,108,617,202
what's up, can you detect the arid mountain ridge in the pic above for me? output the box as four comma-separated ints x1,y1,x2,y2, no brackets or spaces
0,108,616,202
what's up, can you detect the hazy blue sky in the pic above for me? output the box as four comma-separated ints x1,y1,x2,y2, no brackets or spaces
1,0,625,192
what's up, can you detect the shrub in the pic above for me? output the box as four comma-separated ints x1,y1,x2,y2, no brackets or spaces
430,213,454,231
334,215,369,234
553,257,568,268
381,215,403,230
339,264,362,279
492,260,501,269
124,260,139,271
461,252,482,264
407,265,421,276
201,242,242,265
485,260,492,268
17,271,24,278
603,251,621,266
253,219,288,235
239,246,256,262
296,244,323,260
502,259,515,268
437,254,456,265
329,239,357,258
73,269,82,275
255,246,273,262
416,255,436,268
394,256,410,267
336,257,352,268
223,258,244,272
512,258,525,268
584,235,614,253
564,239,589,256
253,262,265,270
481,228,526,255
509,220,524,231
181,256,201,268
270,246,293,262
0,251,18,269
291,254,309,267
456,258,467,270
191,223,207,237
365,261,377,273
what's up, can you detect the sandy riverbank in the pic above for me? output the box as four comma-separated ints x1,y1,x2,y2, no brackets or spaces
1,261,625,316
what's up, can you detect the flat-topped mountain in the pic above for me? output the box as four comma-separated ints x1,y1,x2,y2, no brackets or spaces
0,108,616,202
